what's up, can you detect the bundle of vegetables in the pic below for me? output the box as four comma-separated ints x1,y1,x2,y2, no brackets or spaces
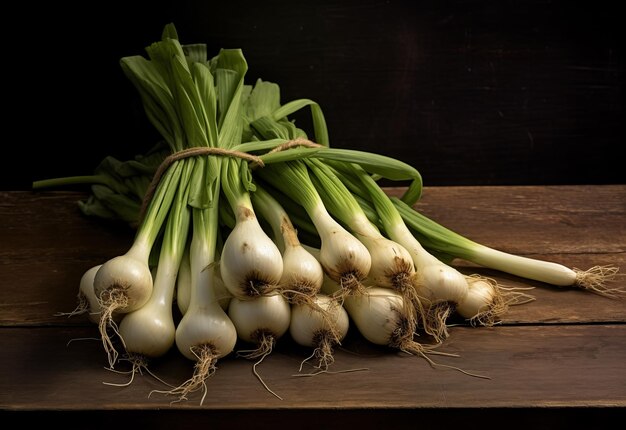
34,24,622,404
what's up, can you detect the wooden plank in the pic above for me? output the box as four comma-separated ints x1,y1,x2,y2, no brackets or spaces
1,187,625,325
1,324,624,410
388,185,626,255
402,185,626,323
0,191,131,326
460,261,626,324
1,186,625,421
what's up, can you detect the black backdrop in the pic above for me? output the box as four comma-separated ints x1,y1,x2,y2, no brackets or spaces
5,0,624,190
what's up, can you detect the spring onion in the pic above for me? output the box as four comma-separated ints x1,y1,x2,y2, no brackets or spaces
289,293,349,372
228,294,291,398
64,265,103,323
117,159,192,371
393,197,622,298
251,185,324,304
93,160,184,368
257,160,372,296
320,278,422,354
34,23,620,405
220,159,284,298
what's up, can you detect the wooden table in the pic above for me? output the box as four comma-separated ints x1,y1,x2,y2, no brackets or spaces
1,186,625,428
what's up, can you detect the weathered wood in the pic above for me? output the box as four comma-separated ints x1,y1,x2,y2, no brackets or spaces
1,325,624,410
1,187,624,326
1,186,625,419
0,191,131,325
388,185,626,255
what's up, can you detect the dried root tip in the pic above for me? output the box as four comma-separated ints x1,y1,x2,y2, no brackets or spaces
237,332,282,400
319,302,345,344
475,286,536,326
460,275,536,326
395,293,420,343
55,291,89,318
103,353,150,387
391,272,415,295
421,301,453,344
388,305,419,351
124,352,150,369
332,273,367,302
395,333,490,380
574,265,624,299
283,293,339,338
313,332,337,371
97,288,129,369
151,344,218,406
238,331,276,360
397,337,437,357
340,272,365,293
391,275,422,339
292,279,320,297
280,286,319,306
244,278,280,297
299,331,338,373
467,287,507,327
406,342,490,380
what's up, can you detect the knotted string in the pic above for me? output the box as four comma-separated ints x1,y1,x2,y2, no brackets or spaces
137,138,324,224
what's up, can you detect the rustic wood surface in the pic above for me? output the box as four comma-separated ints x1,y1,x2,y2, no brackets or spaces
1,186,624,428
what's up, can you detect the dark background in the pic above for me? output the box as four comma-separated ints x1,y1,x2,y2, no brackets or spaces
5,0,624,190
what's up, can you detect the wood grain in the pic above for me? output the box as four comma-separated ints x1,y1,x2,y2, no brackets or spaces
1,325,624,410
0,186,624,421
2,187,624,326
0,191,131,325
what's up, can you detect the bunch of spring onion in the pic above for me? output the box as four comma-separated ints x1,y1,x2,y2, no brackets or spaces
34,23,622,404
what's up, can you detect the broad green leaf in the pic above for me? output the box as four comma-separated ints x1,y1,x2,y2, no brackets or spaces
272,99,329,146
161,23,179,40
239,159,256,192
215,48,248,79
120,55,183,150
78,195,119,220
191,62,218,148
215,68,239,129
250,116,290,140
233,138,287,153
259,147,322,164
171,55,208,147
214,49,248,148
188,156,212,208
182,43,207,65
245,79,281,122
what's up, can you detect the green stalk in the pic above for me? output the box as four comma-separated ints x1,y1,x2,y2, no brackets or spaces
257,159,372,292
190,200,221,306
32,175,130,195
258,146,423,205
271,99,329,146
306,158,375,235
88,185,142,224
255,160,322,215
250,184,289,250
221,157,254,215
388,196,622,297
233,138,291,153
254,180,320,243
133,160,185,252
161,160,193,261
